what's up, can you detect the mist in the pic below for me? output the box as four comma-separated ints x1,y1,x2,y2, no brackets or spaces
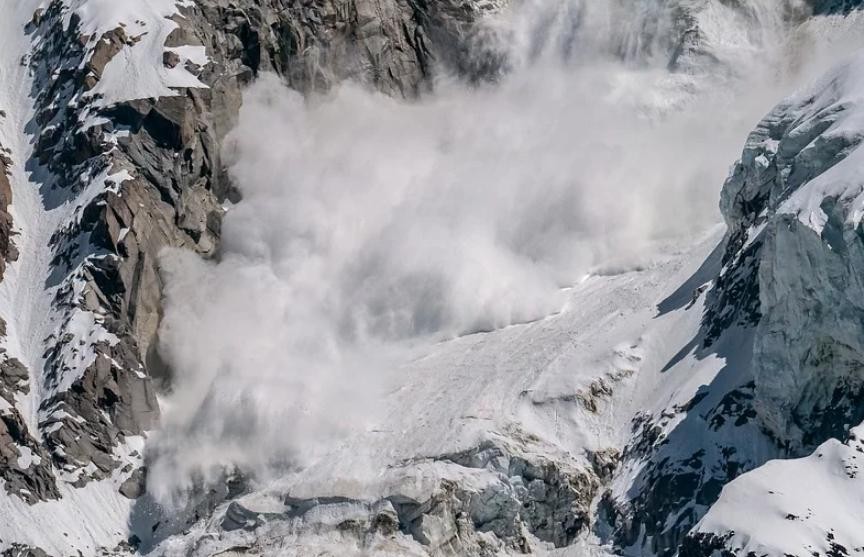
146,0,864,502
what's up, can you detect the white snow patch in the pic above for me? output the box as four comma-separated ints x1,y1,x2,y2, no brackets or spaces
773,51,864,233
62,0,207,107
0,436,145,555
695,426,864,556
15,446,40,470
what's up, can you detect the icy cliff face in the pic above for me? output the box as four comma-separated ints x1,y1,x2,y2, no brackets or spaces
682,40,864,557
722,50,864,451
0,0,863,556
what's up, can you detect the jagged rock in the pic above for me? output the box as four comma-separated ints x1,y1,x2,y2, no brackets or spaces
810,0,864,14
0,410,59,502
588,448,620,481
603,34,864,557
119,466,147,499
0,358,28,394
718,61,864,451
1,544,49,557
0,144,16,281
677,532,737,557
146,439,597,556
163,50,181,69
84,27,128,88
7,0,863,555
222,501,265,531
371,499,401,536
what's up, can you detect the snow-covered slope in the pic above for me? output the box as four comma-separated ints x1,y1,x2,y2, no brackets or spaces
690,429,864,556
145,3,864,557
147,227,726,557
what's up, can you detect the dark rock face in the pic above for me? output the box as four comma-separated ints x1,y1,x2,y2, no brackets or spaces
600,368,774,557
1,544,50,557
19,1,167,490
809,0,864,14
718,85,864,451
119,467,147,499
0,410,59,503
669,55,864,554
0,147,18,281
5,0,861,554
677,532,737,557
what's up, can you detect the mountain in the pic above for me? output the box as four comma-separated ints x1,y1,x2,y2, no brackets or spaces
0,0,863,556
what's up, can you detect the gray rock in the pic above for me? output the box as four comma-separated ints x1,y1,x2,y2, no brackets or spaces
119,467,146,499
1,544,49,557
0,409,59,503
221,501,262,531
0,139,17,281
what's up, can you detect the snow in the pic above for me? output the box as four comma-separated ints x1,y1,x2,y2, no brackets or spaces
49,306,121,393
0,0,168,423
772,52,864,234
143,222,756,557
0,0,57,435
695,428,864,556
165,44,209,69
147,227,729,556
63,0,206,106
0,0,863,554
16,446,39,470
684,48,864,557
0,438,145,556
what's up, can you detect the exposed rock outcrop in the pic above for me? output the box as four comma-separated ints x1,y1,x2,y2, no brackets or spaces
810,0,864,14
0,141,17,281
2,0,864,555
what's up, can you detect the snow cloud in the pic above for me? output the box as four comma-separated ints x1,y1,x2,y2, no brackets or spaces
146,0,864,501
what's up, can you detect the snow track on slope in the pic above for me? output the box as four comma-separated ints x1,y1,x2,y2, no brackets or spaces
0,1,199,553
0,0,53,437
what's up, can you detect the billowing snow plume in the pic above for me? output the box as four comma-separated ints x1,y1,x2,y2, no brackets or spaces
148,0,864,501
